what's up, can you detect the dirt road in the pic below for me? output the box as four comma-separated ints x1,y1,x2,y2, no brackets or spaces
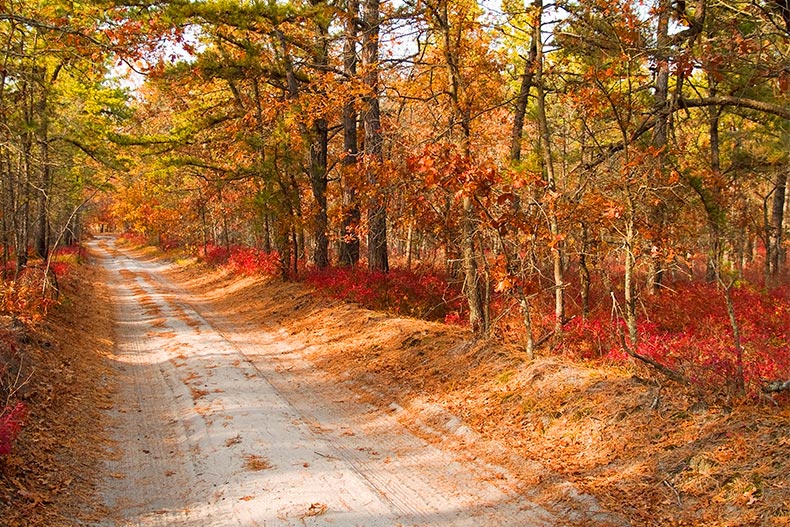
92,236,609,527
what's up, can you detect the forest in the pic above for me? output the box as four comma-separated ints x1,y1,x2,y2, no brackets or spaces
1,0,790,524
1,0,790,410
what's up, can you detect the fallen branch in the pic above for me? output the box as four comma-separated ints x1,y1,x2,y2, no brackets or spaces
763,379,790,393
663,479,682,506
619,330,689,386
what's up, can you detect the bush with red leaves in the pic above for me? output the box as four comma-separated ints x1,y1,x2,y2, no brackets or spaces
118,232,147,246
0,402,26,457
200,244,280,277
306,266,463,321
559,281,790,397
0,329,25,458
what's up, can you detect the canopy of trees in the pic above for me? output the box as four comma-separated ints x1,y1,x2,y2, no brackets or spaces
3,0,789,393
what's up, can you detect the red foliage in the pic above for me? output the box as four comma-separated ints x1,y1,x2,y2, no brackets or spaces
559,281,790,397
198,241,788,398
227,246,279,276
1,268,58,323
0,329,24,458
0,402,26,457
118,232,147,246
306,266,463,321
159,236,182,252
201,244,230,266
49,262,70,278
200,244,280,277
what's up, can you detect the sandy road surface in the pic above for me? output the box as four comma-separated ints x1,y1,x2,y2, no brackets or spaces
92,235,597,527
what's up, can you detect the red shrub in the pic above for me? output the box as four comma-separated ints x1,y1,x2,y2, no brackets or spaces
201,244,230,266
159,236,181,251
306,266,463,321
118,232,147,245
49,261,69,278
200,244,280,278
227,247,280,277
0,402,26,456
558,281,790,397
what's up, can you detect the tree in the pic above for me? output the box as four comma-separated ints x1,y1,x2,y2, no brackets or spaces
363,0,390,272
1,0,130,276
339,0,361,267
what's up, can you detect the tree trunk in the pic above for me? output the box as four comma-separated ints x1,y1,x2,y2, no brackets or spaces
646,0,672,294
652,0,671,154
308,15,331,269
509,0,540,163
36,96,50,260
309,117,330,269
624,215,638,349
34,64,58,261
1,153,9,277
362,0,388,272
340,0,361,267
16,99,33,272
769,171,787,278
705,85,723,282
405,220,414,269
276,222,292,281
462,195,485,332
579,222,591,320
534,10,564,336
722,279,745,394
428,0,486,333
518,290,535,360
262,213,272,253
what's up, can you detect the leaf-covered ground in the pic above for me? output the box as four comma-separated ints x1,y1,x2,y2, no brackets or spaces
0,262,116,526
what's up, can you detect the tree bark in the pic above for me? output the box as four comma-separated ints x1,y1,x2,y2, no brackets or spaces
16,78,33,271
579,222,591,320
646,0,671,294
461,195,485,332
769,171,787,277
678,96,790,120
534,5,564,336
405,219,414,269
509,0,540,163
705,80,723,282
624,213,638,349
362,0,388,272
722,279,745,394
340,0,361,267
309,116,330,269
35,98,51,260
427,0,486,333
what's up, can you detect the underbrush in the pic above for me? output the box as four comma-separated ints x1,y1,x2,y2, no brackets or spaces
306,266,464,322
0,246,81,324
303,268,790,399
557,281,790,398
200,244,280,277
0,244,82,460
0,255,115,525
0,329,26,459
304,264,790,398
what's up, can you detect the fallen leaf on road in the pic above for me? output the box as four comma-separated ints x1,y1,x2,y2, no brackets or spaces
303,502,328,517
